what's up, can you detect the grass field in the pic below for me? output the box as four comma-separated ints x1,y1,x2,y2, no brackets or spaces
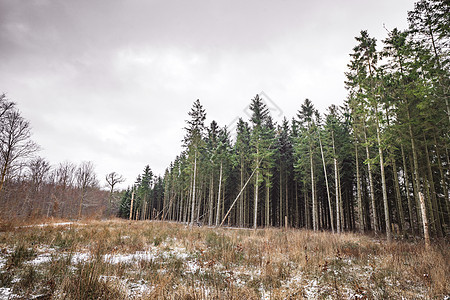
0,219,448,299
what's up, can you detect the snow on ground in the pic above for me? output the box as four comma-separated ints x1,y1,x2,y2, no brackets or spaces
99,275,154,298
0,287,13,299
26,252,52,265
303,279,320,299
0,257,6,269
104,251,157,264
70,252,91,264
17,222,76,228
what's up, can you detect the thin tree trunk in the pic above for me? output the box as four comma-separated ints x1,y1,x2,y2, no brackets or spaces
355,138,364,233
178,190,183,222
285,171,289,228
295,182,299,227
129,190,135,221
332,130,340,233
190,150,198,226
408,109,423,234
0,150,11,196
215,160,223,226
392,158,404,234
310,144,317,231
208,174,214,226
424,135,443,237
401,144,416,234
423,174,436,235
142,197,147,220
338,167,344,232
319,132,334,233
239,160,244,227
254,153,259,230
196,185,202,223
419,192,430,250
374,105,391,242
265,183,270,227
363,123,378,234
279,167,283,227
304,188,309,229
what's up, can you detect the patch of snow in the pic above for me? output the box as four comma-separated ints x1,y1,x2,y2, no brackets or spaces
304,279,320,299
0,287,14,299
26,253,52,265
30,294,48,299
259,286,271,300
18,222,75,228
185,260,200,274
345,287,366,299
160,246,189,260
11,277,20,284
70,252,91,264
104,251,157,264
128,279,152,296
0,257,6,269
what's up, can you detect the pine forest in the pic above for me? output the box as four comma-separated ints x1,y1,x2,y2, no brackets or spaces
116,1,449,243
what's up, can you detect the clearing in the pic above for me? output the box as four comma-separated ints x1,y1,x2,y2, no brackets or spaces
0,219,448,299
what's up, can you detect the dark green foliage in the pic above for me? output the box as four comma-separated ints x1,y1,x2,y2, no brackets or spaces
117,1,448,239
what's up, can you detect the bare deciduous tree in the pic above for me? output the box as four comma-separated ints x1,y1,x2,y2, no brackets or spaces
105,171,125,216
27,157,51,215
0,107,39,196
55,161,76,188
52,161,76,217
76,161,98,219
28,157,51,192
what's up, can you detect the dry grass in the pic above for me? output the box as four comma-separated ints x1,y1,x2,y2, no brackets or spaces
0,218,448,299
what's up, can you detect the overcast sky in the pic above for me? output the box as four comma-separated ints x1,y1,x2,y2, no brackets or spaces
0,0,415,189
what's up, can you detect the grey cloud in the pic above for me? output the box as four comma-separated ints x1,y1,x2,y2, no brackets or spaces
0,0,416,187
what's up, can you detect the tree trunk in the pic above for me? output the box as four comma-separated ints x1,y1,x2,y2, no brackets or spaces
310,144,317,231
208,175,214,226
424,135,443,237
129,190,135,221
332,130,340,233
338,167,344,232
265,183,270,227
215,160,223,226
401,144,416,234
374,104,391,241
319,132,334,233
0,150,12,196
392,158,404,234
355,138,364,233
408,109,423,234
304,188,309,229
239,159,244,227
279,167,283,227
190,150,198,226
419,192,430,250
285,171,289,228
363,123,378,234
295,182,299,227
254,158,259,230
